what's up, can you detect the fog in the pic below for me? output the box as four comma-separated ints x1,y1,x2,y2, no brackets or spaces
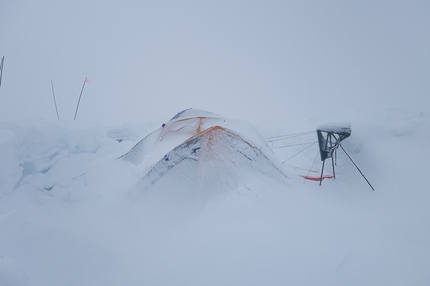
1,1,429,125
1,2,430,284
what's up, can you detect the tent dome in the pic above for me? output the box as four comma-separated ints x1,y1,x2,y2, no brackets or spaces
122,109,287,202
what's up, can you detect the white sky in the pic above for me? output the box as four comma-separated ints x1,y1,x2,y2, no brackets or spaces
1,0,429,125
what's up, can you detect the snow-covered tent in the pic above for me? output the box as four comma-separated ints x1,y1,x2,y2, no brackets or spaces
122,109,287,200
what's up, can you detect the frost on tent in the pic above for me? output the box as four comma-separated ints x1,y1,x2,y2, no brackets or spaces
121,108,288,201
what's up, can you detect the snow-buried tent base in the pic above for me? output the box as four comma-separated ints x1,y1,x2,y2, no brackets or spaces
122,109,287,200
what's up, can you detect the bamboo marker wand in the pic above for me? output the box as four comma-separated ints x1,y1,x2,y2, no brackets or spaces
74,77,89,120
51,80,60,120
0,56,4,91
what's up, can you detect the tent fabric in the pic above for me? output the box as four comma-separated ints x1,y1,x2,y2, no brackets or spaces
122,109,225,165
122,109,287,194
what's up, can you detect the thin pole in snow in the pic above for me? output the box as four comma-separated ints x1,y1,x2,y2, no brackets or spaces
339,143,374,191
51,80,60,120
74,77,89,120
0,56,4,91
330,134,336,179
319,132,330,186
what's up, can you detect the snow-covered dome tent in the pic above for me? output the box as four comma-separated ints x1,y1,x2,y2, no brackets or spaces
122,109,287,202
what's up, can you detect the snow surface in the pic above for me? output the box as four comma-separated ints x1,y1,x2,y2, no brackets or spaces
1,1,429,284
0,108,429,285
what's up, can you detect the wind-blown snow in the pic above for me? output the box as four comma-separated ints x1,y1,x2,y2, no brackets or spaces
0,108,429,285
1,0,429,284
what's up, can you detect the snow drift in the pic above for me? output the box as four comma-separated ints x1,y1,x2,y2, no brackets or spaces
0,108,430,286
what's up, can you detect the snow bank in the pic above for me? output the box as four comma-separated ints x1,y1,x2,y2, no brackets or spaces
0,119,103,198
0,108,429,285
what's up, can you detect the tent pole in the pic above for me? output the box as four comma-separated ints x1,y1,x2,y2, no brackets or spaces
339,143,374,191
329,133,336,179
319,160,326,186
320,132,330,186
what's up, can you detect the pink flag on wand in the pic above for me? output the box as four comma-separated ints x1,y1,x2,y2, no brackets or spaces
85,78,90,83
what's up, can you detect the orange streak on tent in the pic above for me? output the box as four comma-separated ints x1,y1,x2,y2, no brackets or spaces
300,174,334,181
196,118,202,134
186,125,226,144
186,125,246,146
185,125,273,161
157,116,212,142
